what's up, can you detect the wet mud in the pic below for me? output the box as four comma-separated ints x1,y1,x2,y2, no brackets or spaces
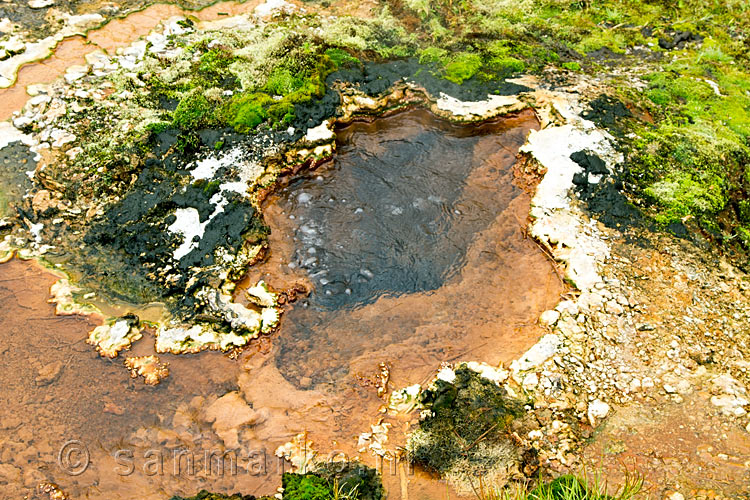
0,141,35,218
0,109,562,499
0,258,247,499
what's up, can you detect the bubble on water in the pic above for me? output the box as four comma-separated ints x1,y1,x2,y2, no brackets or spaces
360,268,374,280
298,192,312,204
320,278,329,285
354,207,363,214
345,288,352,295
300,224,316,235
307,247,317,254
289,214,295,220
391,206,403,215
325,289,332,296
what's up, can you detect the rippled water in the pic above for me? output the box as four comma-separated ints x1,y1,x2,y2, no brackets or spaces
279,111,513,309
252,109,561,387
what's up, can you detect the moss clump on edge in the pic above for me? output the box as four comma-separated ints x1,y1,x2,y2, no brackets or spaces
407,366,524,493
281,473,333,500
472,472,643,500
168,465,383,500
169,491,268,500
173,92,218,130
644,172,727,225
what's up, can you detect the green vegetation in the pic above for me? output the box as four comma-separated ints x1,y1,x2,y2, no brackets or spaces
282,473,335,500
622,54,750,242
168,467,383,500
169,492,263,500
407,366,524,493
443,52,483,84
475,473,643,500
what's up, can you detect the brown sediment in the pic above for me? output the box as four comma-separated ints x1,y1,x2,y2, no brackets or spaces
1,109,563,499
0,37,90,122
0,257,252,499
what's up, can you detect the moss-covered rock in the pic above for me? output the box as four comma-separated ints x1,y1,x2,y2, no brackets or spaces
407,366,525,493
169,490,265,500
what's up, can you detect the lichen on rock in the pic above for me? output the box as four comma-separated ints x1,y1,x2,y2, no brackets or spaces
405,364,527,494
124,355,169,385
47,279,100,317
87,315,142,358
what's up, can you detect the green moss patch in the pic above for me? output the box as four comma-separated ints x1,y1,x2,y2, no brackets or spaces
169,466,382,500
407,366,525,492
170,491,266,500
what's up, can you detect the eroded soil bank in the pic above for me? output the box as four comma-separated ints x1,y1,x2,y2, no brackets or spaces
1,109,561,499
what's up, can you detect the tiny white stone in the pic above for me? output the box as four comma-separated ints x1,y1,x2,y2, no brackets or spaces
539,309,560,327
587,399,610,425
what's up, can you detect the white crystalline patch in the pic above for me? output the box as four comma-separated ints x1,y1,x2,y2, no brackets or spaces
222,299,263,330
464,361,509,385
389,384,421,413
168,207,204,260
260,307,280,332
587,399,610,424
168,188,237,260
254,0,295,18
436,366,456,383
108,320,131,342
435,93,521,118
521,124,612,211
702,78,722,97
28,0,54,9
218,181,246,195
29,222,43,243
511,333,560,373
64,13,105,31
246,280,277,307
190,148,262,193
304,120,334,142
0,19,13,33
1,37,58,88
190,148,244,181
0,122,33,149
155,325,217,353
88,319,142,357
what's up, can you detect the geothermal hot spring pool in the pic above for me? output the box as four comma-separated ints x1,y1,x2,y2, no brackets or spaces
249,109,562,388
0,108,562,499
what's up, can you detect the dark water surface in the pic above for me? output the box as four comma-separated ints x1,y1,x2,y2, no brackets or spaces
251,109,560,387
276,111,522,310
